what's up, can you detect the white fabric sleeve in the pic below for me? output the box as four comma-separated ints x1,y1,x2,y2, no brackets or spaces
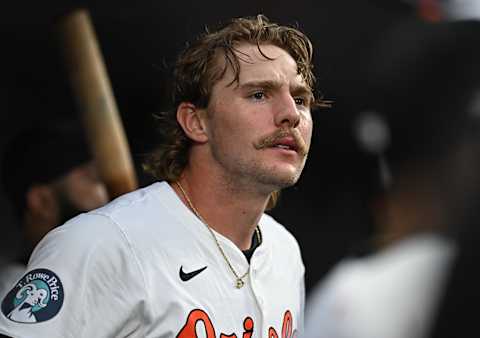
0,212,149,338
303,260,361,338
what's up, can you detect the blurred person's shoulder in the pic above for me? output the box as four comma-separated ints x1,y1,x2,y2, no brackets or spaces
305,233,455,338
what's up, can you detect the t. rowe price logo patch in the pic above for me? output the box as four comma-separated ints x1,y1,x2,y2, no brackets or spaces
1,268,64,323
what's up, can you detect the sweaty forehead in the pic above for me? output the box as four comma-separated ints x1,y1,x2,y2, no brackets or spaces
220,43,304,87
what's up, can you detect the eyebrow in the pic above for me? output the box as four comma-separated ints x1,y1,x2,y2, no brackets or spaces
239,80,281,91
239,80,314,101
291,84,314,102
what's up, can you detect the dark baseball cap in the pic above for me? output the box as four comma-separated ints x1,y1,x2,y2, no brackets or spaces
1,119,91,216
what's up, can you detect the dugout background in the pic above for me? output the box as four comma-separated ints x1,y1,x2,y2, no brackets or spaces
0,0,415,294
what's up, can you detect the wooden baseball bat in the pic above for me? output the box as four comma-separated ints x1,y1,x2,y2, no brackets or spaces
58,8,138,199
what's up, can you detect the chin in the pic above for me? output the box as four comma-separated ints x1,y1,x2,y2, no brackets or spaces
237,158,305,190
276,164,304,183
278,174,302,188
260,169,302,190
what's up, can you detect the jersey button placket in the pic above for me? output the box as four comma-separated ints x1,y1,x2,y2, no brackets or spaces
248,265,266,336
249,260,264,308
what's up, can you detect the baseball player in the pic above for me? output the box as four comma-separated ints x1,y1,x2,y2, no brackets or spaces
0,15,325,337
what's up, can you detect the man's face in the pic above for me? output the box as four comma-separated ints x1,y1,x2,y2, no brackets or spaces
203,43,313,192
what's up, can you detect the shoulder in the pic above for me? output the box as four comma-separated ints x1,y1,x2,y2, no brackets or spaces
342,234,455,290
76,181,181,239
27,210,138,276
260,213,300,248
305,234,456,338
27,183,178,272
92,181,171,221
26,183,177,274
259,213,304,268
312,233,455,296
313,233,455,295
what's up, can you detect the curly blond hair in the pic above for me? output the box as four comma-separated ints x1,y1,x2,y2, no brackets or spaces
144,15,322,209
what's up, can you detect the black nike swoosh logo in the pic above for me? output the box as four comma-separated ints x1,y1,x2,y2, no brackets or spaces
179,265,207,281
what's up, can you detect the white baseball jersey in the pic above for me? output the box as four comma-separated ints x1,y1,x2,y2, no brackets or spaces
0,181,305,338
304,234,455,338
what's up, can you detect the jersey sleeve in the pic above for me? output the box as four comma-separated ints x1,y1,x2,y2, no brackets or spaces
0,212,148,338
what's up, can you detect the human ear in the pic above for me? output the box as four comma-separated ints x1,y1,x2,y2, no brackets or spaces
176,102,209,143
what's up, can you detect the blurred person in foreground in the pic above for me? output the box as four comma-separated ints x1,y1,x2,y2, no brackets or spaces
0,15,326,337
304,19,480,338
0,120,108,296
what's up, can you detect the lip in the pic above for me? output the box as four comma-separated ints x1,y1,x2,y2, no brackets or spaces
269,147,299,158
270,136,299,153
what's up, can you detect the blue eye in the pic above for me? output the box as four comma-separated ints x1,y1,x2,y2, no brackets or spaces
294,97,305,106
252,92,265,100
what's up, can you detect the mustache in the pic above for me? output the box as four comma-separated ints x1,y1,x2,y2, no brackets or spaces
254,128,308,156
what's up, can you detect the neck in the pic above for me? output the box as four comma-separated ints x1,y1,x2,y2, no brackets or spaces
172,169,270,251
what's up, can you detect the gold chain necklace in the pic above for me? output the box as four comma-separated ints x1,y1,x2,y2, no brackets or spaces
175,181,261,289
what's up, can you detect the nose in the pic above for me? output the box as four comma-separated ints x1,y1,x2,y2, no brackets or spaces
274,92,300,128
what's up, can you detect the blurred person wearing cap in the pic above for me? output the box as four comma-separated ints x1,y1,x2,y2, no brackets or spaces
304,19,480,338
0,120,108,296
